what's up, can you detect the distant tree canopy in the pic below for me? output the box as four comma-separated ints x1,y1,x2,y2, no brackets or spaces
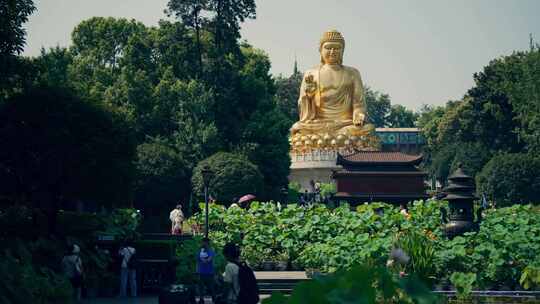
420,46,540,204
28,13,289,207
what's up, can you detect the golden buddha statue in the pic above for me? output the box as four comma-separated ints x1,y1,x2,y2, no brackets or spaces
289,30,380,153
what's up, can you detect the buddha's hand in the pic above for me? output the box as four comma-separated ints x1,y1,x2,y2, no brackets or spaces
304,74,317,97
353,112,365,126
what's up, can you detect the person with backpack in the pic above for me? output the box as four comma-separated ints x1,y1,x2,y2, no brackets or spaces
222,243,259,304
118,241,137,297
61,244,83,302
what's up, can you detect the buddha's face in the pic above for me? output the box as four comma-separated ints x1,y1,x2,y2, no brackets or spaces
321,42,344,65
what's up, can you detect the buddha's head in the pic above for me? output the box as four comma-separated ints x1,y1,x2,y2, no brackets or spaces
319,29,345,65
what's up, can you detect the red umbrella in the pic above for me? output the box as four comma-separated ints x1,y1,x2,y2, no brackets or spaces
238,194,256,204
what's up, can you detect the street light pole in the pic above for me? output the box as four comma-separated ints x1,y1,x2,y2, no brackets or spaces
201,165,212,239
204,184,209,239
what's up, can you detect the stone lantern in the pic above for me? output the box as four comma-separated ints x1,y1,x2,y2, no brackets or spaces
441,165,479,238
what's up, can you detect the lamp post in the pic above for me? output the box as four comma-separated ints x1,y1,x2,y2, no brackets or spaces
201,165,213,239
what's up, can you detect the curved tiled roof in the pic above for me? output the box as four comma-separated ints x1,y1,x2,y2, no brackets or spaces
338,151,423,165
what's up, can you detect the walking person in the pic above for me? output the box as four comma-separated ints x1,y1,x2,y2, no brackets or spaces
197,237,217,304
118,241,137,297
222,243,240,304
169,204,185,235
62,244,84,302
222,243,259,304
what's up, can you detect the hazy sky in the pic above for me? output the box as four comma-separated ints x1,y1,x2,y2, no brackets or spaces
23,0,540,110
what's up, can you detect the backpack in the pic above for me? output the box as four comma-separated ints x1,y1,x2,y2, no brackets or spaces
235,262,259,304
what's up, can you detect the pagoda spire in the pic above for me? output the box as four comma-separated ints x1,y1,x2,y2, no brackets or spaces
293,53,299,76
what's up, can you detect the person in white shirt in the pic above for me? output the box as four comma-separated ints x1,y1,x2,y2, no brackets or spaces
62,244,83,301
169,204,185,235
118,242,137,297
222,243,240,304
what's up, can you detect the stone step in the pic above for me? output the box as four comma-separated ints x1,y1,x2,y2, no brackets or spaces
254,271,309,295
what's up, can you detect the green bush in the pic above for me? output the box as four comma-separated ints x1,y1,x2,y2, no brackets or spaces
191,152,264,203
0,205,46,238
57,211,104,236
477,153,540,207
102,208,142,240
0,241,72,304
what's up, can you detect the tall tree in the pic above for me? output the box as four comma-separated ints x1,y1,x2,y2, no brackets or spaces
0,87,136,232
207,0,256,57
32,46,73,88
0,0,35,55
387,104,418,128
166,0,209,77
274,70,302,123
506,46,540,154
365,87,391,127
0,0,36,101
69,17,147,102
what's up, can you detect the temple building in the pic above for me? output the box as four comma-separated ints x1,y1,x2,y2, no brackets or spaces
331,151,428,205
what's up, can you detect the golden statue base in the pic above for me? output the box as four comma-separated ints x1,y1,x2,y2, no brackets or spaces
289,122,381,154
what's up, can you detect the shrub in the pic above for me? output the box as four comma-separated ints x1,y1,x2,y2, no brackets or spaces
134,139,190,212
191,152,264,203
476,153,540,207
0,241,72,304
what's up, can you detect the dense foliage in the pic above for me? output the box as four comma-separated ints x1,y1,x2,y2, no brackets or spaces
191,152,264,203
419,46,540,200
0,0,36,102
263,264,439,304
0,87,136,232
0,206,142,303
476,153,540,207
188,201,540,291
55,15,288,204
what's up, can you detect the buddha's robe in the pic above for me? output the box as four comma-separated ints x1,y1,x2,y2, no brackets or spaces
292,65,372,136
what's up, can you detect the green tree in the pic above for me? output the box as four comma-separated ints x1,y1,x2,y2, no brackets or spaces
207,0,256,57
191,152,263,203
152,20,200,80
69,17,148,102
506,46,540,153
0,0,36,101
274,70,302,123
166,0,209,77
135,137,189,211
387,104,418,128
449,142,492,178
477,153,540,207
462,54,525,152
32,46,73,88
0,87,136,232
365,87,391,127
0,0,35,55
